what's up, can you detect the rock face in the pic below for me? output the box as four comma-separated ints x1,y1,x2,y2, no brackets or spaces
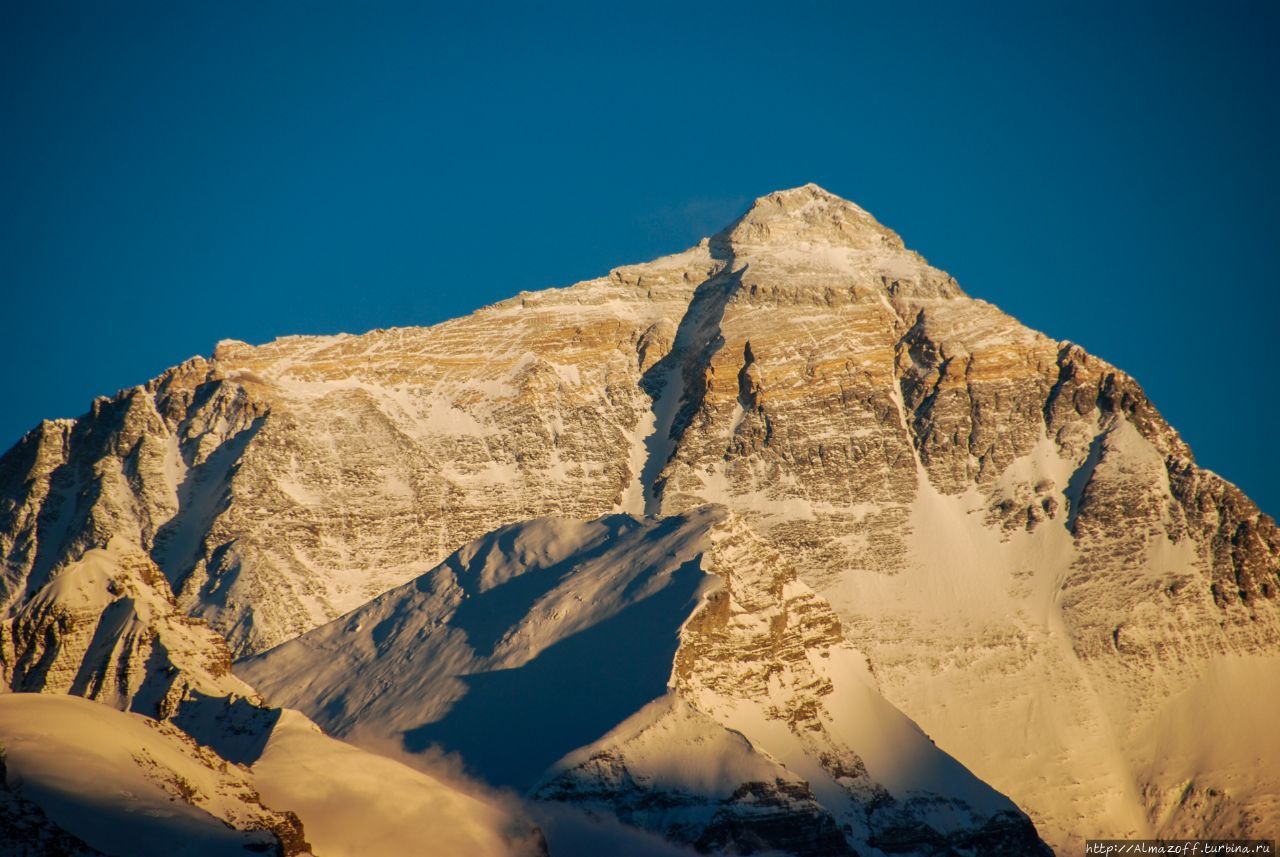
1,183,1277,853
239,507,1050,856
0,539,250,718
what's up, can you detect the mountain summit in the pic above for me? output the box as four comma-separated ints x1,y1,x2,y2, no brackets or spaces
1,186,1277,855
721,183,907,252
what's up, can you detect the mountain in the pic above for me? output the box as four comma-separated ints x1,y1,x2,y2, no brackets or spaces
1,183,1276,854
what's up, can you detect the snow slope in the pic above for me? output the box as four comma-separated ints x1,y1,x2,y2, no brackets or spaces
1131,654,1280,839
253,709,542,857
0,693,302,856
238,510,724,789
0,693,544,857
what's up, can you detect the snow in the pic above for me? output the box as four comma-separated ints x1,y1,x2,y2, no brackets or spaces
239,505,1045,854
805,415,1276,851
0,694,278,856
1132,653,1280,838
819,444,1154,846
692,461,819,525
681,641,1025,845
254,710,535,857
817,648,1013,816
0,693,540,857
28,544,123,616
745,243,922,280
236,510,724,790
547,694,789,798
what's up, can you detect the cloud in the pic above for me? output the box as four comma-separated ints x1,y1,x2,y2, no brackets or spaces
340,724,544,857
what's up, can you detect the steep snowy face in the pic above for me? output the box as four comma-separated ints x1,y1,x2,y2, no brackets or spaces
1,184,1277,852
239,507,1050,856
239,508,724,789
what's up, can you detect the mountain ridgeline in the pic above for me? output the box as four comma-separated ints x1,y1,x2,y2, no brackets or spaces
1,185,1277,856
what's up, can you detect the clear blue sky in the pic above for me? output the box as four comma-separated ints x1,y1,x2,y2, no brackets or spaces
3,1,1276,515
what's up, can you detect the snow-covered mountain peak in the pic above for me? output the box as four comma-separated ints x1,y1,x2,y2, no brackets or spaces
3,184,1278,855
721,183,908,258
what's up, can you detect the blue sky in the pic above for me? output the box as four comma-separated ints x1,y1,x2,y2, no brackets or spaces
2,1,1276,514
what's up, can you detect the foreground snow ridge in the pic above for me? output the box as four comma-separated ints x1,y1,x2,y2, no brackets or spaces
2,184,1277,855
0,694,540,857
